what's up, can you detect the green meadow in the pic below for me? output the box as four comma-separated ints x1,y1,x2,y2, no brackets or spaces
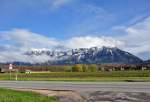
1,71,150,82
0,88,56,102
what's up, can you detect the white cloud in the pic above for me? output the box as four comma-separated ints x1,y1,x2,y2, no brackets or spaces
0,29,123,51
0,51,51,63
0,28,59,50
65,36,123,49
117,17,150,59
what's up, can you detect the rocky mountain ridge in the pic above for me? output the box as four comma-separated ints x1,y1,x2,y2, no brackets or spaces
25,46,143,64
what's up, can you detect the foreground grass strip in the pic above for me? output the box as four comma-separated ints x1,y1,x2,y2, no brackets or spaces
0,88,57,102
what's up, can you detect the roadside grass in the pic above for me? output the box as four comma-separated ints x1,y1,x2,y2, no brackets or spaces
1,71,150,82
5,77,150,82
0,88,57,102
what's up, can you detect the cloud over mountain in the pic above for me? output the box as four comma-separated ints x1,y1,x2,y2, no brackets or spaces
0,16,150,63
0,29,59,63
0,28,122,63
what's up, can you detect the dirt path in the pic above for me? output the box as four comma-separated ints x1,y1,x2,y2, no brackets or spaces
14,89,86,102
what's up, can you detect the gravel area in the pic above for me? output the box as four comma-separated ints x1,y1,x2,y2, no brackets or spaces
86,91,150,102
14,89,150,102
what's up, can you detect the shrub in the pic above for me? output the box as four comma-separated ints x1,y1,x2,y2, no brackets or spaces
88,64,98,72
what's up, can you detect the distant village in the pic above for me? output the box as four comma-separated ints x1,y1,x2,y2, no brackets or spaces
0,63,150,73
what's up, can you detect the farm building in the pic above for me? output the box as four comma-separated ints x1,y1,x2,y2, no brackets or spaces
0,64,9,73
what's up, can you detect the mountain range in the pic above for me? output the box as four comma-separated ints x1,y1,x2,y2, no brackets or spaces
25,46,143,65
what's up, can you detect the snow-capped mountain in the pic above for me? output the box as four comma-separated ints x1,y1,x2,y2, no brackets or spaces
25,46,143,64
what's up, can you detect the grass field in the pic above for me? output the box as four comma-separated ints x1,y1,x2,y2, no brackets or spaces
1,71,150,82
0,88,56,102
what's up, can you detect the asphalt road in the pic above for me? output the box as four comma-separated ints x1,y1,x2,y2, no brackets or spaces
0,81,150,93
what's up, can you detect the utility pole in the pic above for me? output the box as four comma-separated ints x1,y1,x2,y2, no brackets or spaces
15,69,18,81
9,70,11,80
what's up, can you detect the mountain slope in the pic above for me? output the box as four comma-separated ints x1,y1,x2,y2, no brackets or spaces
25,47,143,64
145,59,150,64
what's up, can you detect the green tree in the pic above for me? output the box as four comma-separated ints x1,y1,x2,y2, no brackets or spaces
72,64,83,72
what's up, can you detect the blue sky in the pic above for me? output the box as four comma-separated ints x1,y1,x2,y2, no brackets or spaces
0,0,150,62
0,0,150,38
